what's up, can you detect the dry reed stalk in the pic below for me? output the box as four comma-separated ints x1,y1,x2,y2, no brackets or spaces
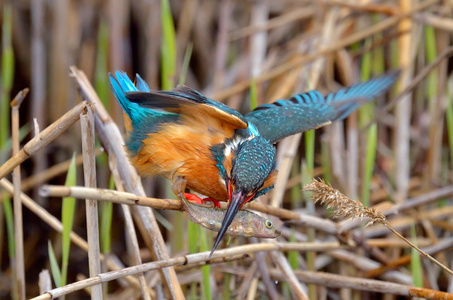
0,101,87,180
211,0,438,101
326,248,411,284
211,0,232,91
70,66,184,298
366,238,431,248
120,204,151,300
38,270,51,295
0,178,155,297
104,132,151,299
243,14,275,299
365,236,453,278
31,0,48,194
247,277,259,300
414,12,453,31
39,184,340,234
269,269,453,300
229,6,315,41
324,1,399,15
11,88,28,300
80,106,102,299
270,250,309,300
174,254,250,272
29,242,341,300
365,206,453,239
175,0,197,73
394,0,414,203
368,46,453,127
237,262,258,299
304,178,453,276
249,238,280,300
272,7,337,209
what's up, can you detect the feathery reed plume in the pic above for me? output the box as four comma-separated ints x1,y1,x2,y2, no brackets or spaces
303,178,385,226
303,178,453,276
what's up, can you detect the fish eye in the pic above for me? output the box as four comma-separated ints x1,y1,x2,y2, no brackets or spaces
265,220,273,228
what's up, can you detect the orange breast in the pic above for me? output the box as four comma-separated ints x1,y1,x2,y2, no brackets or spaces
128,115,233,201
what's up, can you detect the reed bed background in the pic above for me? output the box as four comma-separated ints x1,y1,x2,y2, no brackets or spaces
1,0,453,299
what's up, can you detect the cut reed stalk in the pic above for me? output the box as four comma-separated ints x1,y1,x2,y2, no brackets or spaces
11,89,28,300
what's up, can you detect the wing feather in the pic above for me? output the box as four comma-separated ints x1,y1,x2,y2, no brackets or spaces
126,84,248,130
246,71,400,143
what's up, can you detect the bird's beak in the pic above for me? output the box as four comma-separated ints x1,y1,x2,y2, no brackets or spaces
210,191,245,257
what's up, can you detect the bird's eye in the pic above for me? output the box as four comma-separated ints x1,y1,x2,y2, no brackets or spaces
265,220,273,228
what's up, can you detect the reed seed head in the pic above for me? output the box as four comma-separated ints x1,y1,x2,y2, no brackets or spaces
303,178,386,226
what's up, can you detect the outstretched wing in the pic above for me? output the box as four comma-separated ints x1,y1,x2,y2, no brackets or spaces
126,85,248,130
246,71,400,143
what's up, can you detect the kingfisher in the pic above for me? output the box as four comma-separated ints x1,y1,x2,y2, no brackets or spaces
109,70,399,255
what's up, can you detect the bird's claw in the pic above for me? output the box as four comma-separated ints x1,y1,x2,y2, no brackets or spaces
183,193,221,208
173,176,221,208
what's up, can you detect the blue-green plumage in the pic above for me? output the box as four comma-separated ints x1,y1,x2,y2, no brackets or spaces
109,71,179,155
109,70,400,255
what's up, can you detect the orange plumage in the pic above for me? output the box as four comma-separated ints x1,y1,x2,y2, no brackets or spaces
124,103,240,201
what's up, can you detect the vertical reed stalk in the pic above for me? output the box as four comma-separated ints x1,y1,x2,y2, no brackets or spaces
11,90,28,300
80,106,102,299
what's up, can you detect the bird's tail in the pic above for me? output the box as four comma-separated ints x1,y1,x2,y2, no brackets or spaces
324,70,401,121
108,71,152,122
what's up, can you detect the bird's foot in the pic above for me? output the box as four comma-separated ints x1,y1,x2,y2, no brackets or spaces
183,193,221,208
171,176,188,201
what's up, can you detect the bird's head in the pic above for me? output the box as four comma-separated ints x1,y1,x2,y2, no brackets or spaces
210,136,277,254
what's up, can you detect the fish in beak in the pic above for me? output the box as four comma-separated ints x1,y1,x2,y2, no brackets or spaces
210,190,254,257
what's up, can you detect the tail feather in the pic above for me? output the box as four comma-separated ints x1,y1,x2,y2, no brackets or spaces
109,71,154,122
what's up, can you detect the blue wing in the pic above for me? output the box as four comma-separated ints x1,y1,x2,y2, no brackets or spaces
245,71,400,143
125,85,248,130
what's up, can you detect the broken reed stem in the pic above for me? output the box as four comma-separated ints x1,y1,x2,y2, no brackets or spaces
11,88,29,300
0,101,87,180
80,105,102,299
303,178,453,276
30,242,341,300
